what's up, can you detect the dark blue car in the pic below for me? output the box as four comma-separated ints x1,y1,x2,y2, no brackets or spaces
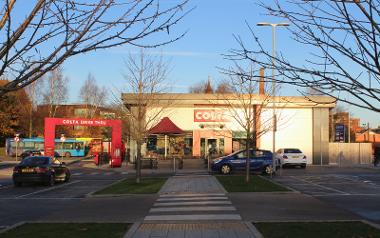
211,149,275,175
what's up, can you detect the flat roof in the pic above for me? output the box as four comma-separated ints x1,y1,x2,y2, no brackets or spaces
121,93,336,108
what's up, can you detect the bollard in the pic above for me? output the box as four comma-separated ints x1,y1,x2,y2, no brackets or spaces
179,158,183,169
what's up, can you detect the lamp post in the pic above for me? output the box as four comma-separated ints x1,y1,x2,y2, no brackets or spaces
257,22,290,174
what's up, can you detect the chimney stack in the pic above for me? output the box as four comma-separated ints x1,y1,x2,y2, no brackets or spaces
259,68,265,95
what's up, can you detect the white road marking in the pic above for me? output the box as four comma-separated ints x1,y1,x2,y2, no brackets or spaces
150,206,236,212
144,214,241,221
15,181,81,198
157,196,227,202
104,172,114,176
291,176,349,195
154,201,232,206
121,172,128,175
159,193,225,197
90,172,99,175
72,172,82,176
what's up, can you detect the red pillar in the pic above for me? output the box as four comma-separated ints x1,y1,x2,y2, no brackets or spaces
110,121,122,167
44,118,56,157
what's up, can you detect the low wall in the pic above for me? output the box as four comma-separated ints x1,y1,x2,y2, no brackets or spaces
329,143,372,165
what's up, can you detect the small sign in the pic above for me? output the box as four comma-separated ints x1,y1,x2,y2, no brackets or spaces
14,136,20,143
60,136,66,142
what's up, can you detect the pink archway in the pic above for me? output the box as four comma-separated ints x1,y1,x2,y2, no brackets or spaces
44,118,123,167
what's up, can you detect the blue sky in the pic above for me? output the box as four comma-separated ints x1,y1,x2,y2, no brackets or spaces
62,0,379,127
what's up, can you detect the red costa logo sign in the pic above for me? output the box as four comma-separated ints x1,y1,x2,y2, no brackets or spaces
194,110,229,122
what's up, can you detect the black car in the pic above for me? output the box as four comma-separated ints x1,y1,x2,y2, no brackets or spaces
13,156,71,186
20,150,42,160
20,150,60,160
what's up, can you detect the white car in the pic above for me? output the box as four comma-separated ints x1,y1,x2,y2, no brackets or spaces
276,148,307,168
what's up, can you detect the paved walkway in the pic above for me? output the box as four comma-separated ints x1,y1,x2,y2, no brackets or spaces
125,175,260,238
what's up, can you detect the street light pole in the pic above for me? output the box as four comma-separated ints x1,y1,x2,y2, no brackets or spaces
257,22,289,174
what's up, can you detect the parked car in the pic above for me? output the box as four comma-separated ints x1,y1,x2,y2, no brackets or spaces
12,156,71,187
211,149,275,175
20,150,42,160
275,148,307,168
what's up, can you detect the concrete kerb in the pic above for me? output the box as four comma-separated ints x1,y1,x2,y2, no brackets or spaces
123,222,141,238
0,222,25,234
245,221,264,238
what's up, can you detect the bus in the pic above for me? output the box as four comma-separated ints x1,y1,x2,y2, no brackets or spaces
5,138,86,157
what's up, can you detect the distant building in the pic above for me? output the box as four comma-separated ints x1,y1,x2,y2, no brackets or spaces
356,128,380,143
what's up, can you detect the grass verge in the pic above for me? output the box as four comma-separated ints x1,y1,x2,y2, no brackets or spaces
216,175,289,192
255,221,380,238
0,223,130,238
94,177,167,195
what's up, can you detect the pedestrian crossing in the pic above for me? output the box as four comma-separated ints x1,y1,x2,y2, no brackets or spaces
144,193,241,221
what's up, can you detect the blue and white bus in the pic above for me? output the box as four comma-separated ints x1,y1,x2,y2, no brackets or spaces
5,138,86,157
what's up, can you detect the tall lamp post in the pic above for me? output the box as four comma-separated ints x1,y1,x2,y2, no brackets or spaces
257,22,289,174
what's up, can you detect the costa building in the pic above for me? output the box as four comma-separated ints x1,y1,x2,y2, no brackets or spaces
122,93,335,165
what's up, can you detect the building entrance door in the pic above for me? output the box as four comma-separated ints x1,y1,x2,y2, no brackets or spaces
200,138,225,159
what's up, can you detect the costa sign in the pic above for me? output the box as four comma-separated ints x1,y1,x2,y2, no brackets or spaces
194,110,229,122
61,119,107,126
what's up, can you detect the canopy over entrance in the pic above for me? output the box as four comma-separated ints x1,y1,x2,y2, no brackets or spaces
149,117,184,135
149,117,184,158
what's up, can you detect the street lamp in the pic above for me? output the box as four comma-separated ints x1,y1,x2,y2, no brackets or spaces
257,22,290,174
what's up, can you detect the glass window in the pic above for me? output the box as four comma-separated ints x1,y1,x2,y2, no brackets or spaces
284,149,302,153
184,138,193,156
147,136,157,151
21,157,49,166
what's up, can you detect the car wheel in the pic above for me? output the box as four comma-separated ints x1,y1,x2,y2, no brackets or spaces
301,164,306,169
64,172,70,182
220,164,231,175
263,165,273,175
65,152,71,158
45,175,55,186
13,181,22,187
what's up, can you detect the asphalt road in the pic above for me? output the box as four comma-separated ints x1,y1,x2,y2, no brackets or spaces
0,162,157,227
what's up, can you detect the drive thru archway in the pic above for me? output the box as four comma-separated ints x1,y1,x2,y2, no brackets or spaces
44,118,123,167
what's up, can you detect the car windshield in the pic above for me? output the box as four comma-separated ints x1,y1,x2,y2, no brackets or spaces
284,149,302,153
20,157,49,166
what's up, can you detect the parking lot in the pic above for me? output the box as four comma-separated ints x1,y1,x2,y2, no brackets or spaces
273,166,380,223
0,162,128,199
273,166,380,196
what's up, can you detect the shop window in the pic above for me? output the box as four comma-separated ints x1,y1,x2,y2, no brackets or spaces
184,138,193,155
147,136,157,151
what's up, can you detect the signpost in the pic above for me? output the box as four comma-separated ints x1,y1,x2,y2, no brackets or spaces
14,134,20,161
335,124,345,142
60,134,65,159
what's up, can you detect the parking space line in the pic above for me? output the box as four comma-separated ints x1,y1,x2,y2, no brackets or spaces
290,176,349,195
15,181,81,199
313,193,380,197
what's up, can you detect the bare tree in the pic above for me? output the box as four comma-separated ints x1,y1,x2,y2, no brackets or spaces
41,67,69,117
227,0,380,112
219,65,275,182
0,0,191,96
118,50,172,183
79,73,108,118
24,79,43,137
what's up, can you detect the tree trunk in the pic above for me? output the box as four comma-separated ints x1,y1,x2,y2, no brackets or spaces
245,132,251,183
136,140,142,184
